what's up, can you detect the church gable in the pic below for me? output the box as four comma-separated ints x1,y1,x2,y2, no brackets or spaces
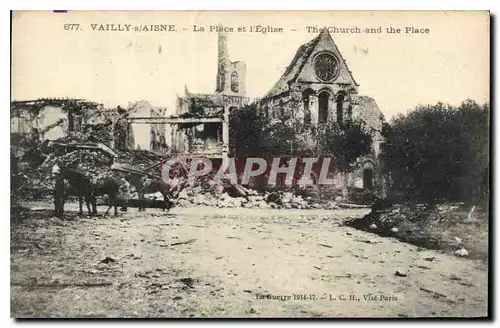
296,29,358,87
263,28,358,100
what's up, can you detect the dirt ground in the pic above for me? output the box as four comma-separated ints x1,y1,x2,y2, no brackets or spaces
10,202,488,318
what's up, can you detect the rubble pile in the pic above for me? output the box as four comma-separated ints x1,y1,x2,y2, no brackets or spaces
82,123,114,144
54,130,109,145
172,186,342,210
47,149,113,179
349,202,473,232
345,202,485,257
346,203,442,246
21,149,115,195
117,150,166,173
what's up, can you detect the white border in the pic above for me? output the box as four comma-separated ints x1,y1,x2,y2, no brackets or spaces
4,1,497,327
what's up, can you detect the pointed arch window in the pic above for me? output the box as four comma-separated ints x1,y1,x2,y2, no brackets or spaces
318,91,329,124
231,71,239,93
218,73,225,91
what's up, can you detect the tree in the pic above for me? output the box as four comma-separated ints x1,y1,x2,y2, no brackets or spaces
229,104,295,158
229,104,267,158
381,100,489,204
322,120,373,172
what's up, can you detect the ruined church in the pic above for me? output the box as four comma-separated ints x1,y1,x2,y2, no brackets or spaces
260,28,386,192
171,26,385,193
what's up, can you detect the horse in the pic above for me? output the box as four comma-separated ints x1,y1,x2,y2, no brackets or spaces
52,163,121,216
126,175,186,212
94,176,121,216
118,173,188,212
52,163,94,216
121,161,189,212
143,177,189,211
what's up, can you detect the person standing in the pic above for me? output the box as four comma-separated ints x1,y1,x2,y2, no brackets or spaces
119,177,131,212
52,162,65,217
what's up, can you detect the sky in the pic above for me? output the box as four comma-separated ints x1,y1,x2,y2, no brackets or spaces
12,10,490,121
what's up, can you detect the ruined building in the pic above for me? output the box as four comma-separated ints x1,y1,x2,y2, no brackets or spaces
170,27,250,162
260,28,386,193
10,99,98,141
11,99,135,153
149,107,168,154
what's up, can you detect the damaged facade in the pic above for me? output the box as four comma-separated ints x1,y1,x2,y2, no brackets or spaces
113,106,136,151
169,26,250,161
10,98,139,150
11,99,101,141
149,107,168,154
260,28,386,194
124,27,249,163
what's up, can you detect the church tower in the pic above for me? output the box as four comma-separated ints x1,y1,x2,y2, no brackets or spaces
215,25,246,96
216,27,229,93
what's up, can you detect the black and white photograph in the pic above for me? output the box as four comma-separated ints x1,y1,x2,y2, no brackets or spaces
10,10,490,318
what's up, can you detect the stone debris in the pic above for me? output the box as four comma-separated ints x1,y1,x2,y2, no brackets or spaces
100,256,116,264
395,269,407,277
15,123,359,210
177,277,195,288
13,121,170,201
172,186,350,210
326,201,339,210
20,149,115,195
437,203,461,213
454,248,469,257
346,202,481,253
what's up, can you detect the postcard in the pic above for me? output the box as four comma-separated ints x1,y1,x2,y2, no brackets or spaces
10,10,490,318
